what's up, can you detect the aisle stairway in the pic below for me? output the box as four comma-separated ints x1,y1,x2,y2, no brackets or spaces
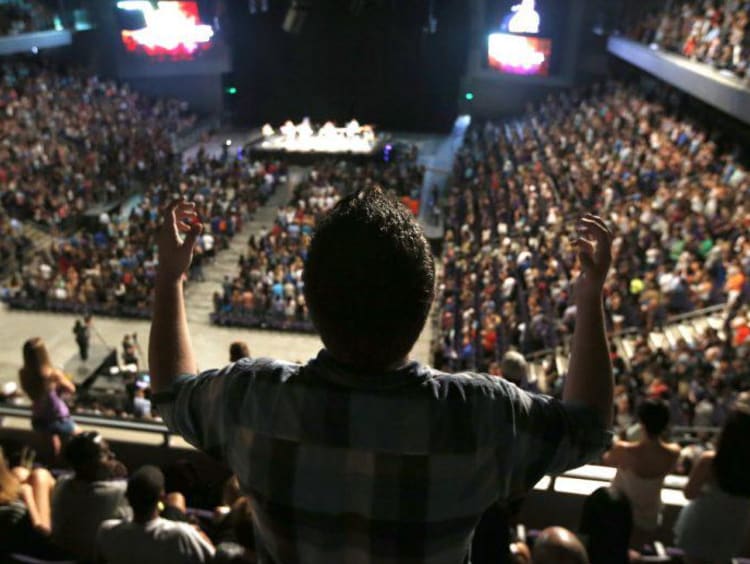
183,167,303,324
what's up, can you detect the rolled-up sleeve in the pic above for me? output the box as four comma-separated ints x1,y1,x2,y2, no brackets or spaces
505,384,612,492
153,365,235,458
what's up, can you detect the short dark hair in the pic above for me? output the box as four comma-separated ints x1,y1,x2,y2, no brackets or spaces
127,465,165,515
303,187,435,371
229,341,250,362
579,487,632,564
637,399,670,437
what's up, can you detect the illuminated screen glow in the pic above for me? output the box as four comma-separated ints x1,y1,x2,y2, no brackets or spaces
488,33,551,76
506,0,540,34
117,1,214,60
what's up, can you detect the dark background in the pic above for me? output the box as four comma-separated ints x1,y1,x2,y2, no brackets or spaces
220,0,470,132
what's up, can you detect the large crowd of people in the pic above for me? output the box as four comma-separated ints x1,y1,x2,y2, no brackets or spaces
628,0,750,79
212,150,424,330
0,60,195,228
5,149,283,318
0,0,57,36
436,82,750,374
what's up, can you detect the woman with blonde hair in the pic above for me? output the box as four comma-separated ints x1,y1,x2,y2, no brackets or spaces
19,337,77,457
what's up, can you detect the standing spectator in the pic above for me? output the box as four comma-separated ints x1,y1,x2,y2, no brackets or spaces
149,196,614,562
604,399,680,533
18,337,77,458
96,465,215,564
74,318,91,362
674,393,750,563
51,432,131,562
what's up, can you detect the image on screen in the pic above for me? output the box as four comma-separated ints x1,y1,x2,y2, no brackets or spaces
117,1,214,61
488,33,552,76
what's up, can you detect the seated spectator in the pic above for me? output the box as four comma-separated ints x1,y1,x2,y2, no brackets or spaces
51,431,131,562
579,487,635,564
18,337,77,458
96,465,215,564
604,399,680,532
214,497,256,564
149,194,614,562
532,527,589,564
0,448,59,559
674,392,750,563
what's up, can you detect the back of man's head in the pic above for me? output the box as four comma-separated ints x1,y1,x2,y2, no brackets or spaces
127,465,164,517
303,187,435,371
533,527,589,564
637,398,670,438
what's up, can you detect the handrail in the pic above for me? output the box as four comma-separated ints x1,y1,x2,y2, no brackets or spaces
524,303,727,363
0,404,174,446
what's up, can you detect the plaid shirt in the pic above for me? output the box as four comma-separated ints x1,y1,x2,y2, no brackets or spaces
155,350,610,564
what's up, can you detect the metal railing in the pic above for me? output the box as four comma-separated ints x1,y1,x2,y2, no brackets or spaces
0,404,175,447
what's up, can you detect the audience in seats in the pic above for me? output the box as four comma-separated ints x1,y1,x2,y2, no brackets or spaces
0,0,56,35
628,0,750,79
51,432,131,562
0,60,193,228
604,399,680,534
96,465,215,564
18,337,76,458
436,82,750,379
675,392,750,563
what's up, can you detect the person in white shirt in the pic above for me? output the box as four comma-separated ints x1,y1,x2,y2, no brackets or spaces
96,465,214,564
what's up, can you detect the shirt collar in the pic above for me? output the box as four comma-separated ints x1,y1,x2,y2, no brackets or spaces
307,349,431,391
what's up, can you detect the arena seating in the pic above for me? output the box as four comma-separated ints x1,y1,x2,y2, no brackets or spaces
628,0,750,79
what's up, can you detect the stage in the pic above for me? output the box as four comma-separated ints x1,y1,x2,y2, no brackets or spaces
246,119,389,163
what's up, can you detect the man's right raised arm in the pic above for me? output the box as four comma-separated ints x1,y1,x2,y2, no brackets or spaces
563,214,614,428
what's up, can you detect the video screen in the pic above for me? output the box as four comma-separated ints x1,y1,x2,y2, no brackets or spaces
488,33,552,76
116,1,214,61
483,0,568,77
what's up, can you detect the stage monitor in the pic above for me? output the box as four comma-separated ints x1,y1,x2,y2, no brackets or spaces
488,33,551,76
116,1,213,61
483,0,568,77
113,0,230,78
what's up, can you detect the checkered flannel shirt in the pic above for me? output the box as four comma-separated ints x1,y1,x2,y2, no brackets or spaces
155,350,610,564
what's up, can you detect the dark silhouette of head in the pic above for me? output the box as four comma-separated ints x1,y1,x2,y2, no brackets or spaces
579,487,633,564
65,432,125,482
303,187,435,372
533,527,589,564
229,341,250,363
714,392,750,497
637,398,670,438
127,465,165,518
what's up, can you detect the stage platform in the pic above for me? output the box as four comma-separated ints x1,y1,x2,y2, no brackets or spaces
246,120,389,163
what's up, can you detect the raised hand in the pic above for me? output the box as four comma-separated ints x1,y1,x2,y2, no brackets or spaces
575,213,613,297
156,199,202,284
